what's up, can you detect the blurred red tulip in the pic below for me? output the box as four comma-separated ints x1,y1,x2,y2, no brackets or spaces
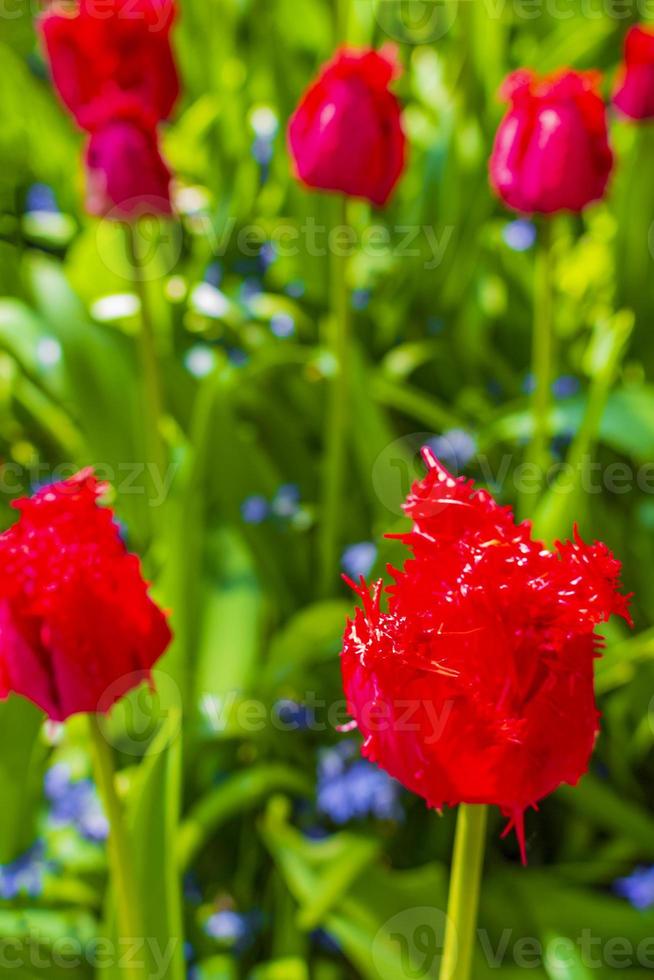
489,69,613,214
614,25,654,121
85,111,173,219
288,46,407,208
40,0,179,218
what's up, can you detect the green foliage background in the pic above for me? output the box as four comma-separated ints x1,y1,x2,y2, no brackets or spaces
1,0,654,977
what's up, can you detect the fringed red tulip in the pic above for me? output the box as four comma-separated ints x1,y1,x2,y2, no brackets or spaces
341,450,631,861
0,471,172,722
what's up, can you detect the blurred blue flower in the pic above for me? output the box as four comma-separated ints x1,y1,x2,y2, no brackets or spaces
285,280,305,299
25,183,59,214
274,699,314,730
341,542,377,580
184,345,216,379
427,429,476,472
317,741,403,824
45,764,108,842
252,136,274,166
312,929,342,954
351,288,371,311
241,495,269,525
0,841,49,899
226,347,249,367
503,219,536,252
240,277,262,305
259,242,276,271
272,483,300,519
552,375,580,399
270,312,295,338
205,909,261,954
205,910,248,943
615,866,654,910
204,262,223,288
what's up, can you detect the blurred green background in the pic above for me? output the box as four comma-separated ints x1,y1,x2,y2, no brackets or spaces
1,0,654,977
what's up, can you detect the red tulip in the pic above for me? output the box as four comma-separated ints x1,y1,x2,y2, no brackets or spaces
288,46,407,207
341,450,630,861
613,25,654,121
0,471,172,722
85,110,173,218
489,69,614,215
40,0,178,129
39,0,178,219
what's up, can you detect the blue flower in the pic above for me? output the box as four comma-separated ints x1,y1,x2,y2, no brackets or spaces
270,312,295,339
25,183,59,215
341,542,377,581
272,484,300,519
44,764,108,842
552,375,580,399
274,699,314,730
427,429,476,473
285,280,305,299
615,866,654,910
317,742,403,824
351,288,371,311
0,841,49,899
204,262,223,288
502,219,536,252
241,495,269,525
204,910,260,953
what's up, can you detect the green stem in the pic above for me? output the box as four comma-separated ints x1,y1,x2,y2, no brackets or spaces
88,715,144,980
440,804,488,980
318,196,351,597
519,218,555,520
124,223,166,480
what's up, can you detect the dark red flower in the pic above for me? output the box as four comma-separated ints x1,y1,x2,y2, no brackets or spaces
613,25,654,121
85,110,173,218
0,471,172,722
288,45,407,207
341,450,631,861
39,0,178,219
489,69,614,214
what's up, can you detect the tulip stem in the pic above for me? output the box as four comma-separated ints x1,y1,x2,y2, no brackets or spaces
520,217,555,520
440,804,488,980
319,195,351,597
124,223,167,484
88,715,144,980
